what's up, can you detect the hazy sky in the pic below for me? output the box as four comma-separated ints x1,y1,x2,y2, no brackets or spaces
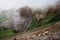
0,0,59,10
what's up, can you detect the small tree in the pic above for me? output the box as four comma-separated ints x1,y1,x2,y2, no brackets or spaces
17,6,33,32
19,6,33,18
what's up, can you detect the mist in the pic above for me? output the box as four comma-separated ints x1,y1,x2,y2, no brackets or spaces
0,0,59,10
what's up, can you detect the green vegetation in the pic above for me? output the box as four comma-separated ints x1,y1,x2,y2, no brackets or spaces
0,13,14,40
0,29,14,40
0,29,14,38
28,9,60,31
28,18,36,30
0,15,7,26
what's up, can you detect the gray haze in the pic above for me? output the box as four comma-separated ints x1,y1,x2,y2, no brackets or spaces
0,0,59,10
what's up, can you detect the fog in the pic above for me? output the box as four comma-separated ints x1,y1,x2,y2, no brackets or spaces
0,0,59,10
